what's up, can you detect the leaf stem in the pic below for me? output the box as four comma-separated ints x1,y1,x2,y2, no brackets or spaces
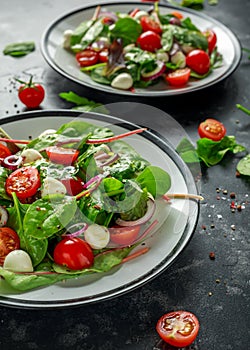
236,104,250,116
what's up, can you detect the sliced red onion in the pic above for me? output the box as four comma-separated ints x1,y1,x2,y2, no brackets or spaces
0,206,8,227
83,172,109,191
116,198,156,227
95,153,119,167
56,138,81,147
3,155,22,170
62,223,88,238
141,61,166,81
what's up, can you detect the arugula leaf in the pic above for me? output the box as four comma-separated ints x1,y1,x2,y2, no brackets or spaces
3,41,35,57
70,20,93,47
236,154,250,176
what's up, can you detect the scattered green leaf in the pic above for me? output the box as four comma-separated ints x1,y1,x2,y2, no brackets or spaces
236,104,250,116
3,41,35,57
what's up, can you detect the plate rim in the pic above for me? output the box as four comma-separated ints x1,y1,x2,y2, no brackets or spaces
0,109,200,308
40,0,242,97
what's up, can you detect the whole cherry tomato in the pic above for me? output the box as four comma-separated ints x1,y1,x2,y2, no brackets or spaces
17,75,45,108
198,118,226,141
53,237,94,270
203,29,217,54
186,49,210,75
156,310,200,348
0,227,20,265
137,31,162,52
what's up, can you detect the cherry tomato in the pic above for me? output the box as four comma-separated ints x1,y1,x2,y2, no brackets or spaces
171,11,184,19
186,49,210,75
75,49,99,67
60,177,84,196
18,78,45,109
198,118,226,141
140,16,162,35
129,8,140,18
98,49,109,63
109,225,141,246
0,143,12,159
156,310,200,348
5,166,41,201
53,237,94,270
137,31,162,53
46,146,79,165
165,68,191,86
0,227,20,265
203,29,217,54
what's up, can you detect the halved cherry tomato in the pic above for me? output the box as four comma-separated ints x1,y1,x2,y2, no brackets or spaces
171,11,184,19
46,146,79,165
140,16,162,35
109,225,141,246
186,49,210,75
98,49,109,63
203,29,217,54
156,310,200,348
0,143,12,159
60,177,84,196
0,227,20,265
165,68,191,86
137,31,162,52
198,118,226,141
53,237,94,270
5,166,41,201
75,49,99,67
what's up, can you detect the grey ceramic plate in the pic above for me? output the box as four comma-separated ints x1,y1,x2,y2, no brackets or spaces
0,110,199,308
41,1,241,97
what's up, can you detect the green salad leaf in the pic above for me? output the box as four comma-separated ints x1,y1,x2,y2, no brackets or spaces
3,41,35,57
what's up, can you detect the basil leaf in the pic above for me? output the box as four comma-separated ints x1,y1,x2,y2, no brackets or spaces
3,41,35,57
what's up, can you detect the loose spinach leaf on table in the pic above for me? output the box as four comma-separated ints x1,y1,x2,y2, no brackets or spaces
3,41,35,57
236,154,250,176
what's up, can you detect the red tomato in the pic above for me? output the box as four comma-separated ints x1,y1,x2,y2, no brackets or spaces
5,166,41,201
137,31,162,52
0,143,12,159
165,68,191,86
18,82,45,109
53,237,94,270
46,146,79,165
75,49,99,67
171,11,184,19
198,118,226,141
203,29,217,54
109,225,141,246
60,177,84,196
0,227,20,265
140,16,162,35
98,49,109,63
186,49,210,75
156,310,200,348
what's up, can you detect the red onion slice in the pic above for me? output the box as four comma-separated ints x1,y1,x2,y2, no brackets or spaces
116,198,156,227
3,155,22,170
95,153,120,167
141,61,166,81
62,223,88,238
0,206,8,227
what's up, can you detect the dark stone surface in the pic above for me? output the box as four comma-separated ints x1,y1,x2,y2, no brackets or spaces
0,1,249,349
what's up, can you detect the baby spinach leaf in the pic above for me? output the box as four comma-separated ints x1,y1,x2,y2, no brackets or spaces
236,154,250,176
136,165,171,198
176,137,200,163
110,17,142,46
3,41,35,57
0,167,11,201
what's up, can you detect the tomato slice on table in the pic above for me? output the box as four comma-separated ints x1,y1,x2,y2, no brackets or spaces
203,29,217,54
198,118,226,141
0,227,20,265
0,143,12,159
165,68,191,86
140,16,162,34
5,166,41,201
46,146,79,165
137,31,162,52
156,310,200,348
109,225,141,246
53,237,94,270
75,49,99,67
186,49,210,75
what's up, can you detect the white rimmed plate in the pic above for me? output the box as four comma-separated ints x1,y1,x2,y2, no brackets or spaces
0,110,199,308
41,1,241,97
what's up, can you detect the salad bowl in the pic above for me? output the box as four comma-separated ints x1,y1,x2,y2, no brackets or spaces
0,109,200,308
41,1,241,97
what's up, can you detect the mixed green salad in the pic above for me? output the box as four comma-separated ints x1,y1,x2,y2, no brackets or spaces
63,3,222,91
0,120,174,292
